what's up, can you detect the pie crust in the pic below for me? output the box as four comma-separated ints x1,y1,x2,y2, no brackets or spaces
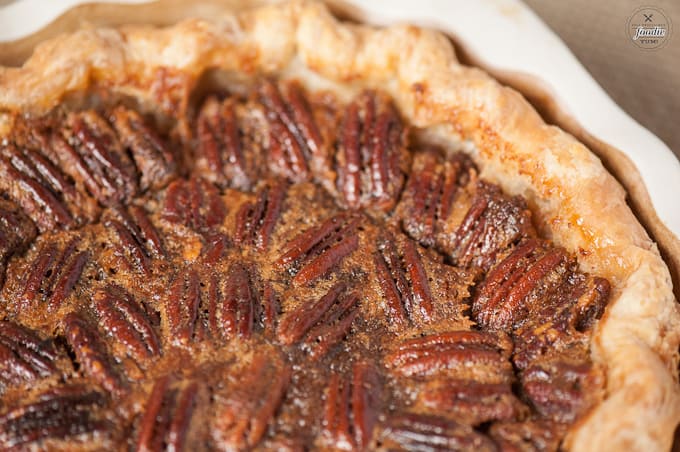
0,1,678,450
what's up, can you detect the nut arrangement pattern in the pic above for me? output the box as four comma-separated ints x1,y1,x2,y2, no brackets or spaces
0,80,611,451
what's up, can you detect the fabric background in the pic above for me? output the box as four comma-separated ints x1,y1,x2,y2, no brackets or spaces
525,0,679,161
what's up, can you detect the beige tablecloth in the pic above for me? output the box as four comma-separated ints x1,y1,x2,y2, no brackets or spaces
525,0,680,161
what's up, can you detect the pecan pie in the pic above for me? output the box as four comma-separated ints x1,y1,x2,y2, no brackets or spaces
0,1,678,451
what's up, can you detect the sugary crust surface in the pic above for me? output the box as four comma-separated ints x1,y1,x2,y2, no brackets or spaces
0,1,678,450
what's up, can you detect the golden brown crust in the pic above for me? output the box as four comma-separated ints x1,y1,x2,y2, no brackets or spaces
0,1,678,449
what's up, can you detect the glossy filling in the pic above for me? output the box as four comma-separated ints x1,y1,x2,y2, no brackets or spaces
0,79,610,451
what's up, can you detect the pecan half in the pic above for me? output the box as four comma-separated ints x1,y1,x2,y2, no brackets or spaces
166,264,274,346
207,262,259,342
53,111,139,206
378,413,497,452
0,199,36,286
93,284,161,364
104,205,165,275
20,238,89,312
212,354,290,449
373,234,434,326
260,282,280,336
110,106,177,191
521,359,603,423
276,212,360,286
385,331,513,381
162,177,226,232
277,282,360,358
234,180,287,250
136,376,202,452
0,386,110,450
473,240,572,330
0,321,61,388
449,181,534,270
200,232,230,266
63,312,122,394
511,273,611,371
21,126,101,222
335,90,407,211
196,96,251,189
0,144,76,232
416,379,526,425
165,267,201,346
321,361,381,450
398,148,475,247
259,80,325,183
